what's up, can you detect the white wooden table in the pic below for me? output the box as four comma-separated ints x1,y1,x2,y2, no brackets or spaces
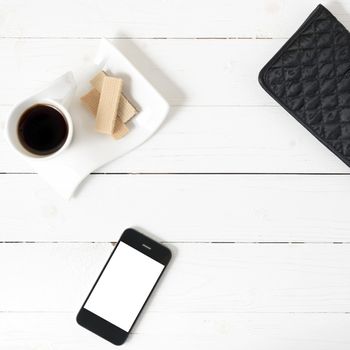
1,1,350,349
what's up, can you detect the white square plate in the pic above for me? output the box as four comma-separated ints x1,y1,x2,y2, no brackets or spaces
24,38,169,198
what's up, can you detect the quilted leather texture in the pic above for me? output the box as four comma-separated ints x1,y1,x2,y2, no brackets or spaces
259,5,350,167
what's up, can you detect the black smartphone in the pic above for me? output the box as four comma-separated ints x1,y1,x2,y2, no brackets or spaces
76,228,171,346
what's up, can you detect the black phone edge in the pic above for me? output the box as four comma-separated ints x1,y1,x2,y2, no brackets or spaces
76,228,171,346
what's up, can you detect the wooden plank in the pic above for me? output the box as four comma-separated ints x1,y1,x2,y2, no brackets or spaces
2,38,350,174
1,243,350,312
0,0,349,39
1,105,349,174
1,174,350,242
1,312,350,350
0,38,284,106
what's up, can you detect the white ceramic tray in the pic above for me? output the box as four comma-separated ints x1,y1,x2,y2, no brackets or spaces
14,39,169,198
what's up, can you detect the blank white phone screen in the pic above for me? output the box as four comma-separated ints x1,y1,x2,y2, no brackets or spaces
85,241,165,332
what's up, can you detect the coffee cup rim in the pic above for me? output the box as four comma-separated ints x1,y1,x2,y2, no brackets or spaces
5,98,74,160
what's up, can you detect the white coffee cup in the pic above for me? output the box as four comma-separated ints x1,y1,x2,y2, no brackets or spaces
5,72,76,159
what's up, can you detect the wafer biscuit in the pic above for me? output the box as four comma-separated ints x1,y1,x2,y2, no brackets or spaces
91,71,137,122
81,88,130,140
113,117,129,139
80,89,100,115
96,76,123,134
90,71,106,92
81,88,137,123
118,94,137,123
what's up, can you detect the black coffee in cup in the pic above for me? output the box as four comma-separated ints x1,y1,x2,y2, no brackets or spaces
17,104,68,156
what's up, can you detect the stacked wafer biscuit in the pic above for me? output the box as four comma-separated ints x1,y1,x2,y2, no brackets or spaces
81,71,138,139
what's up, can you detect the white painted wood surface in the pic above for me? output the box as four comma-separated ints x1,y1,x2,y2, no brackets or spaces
0,40,349,173
2,243,350,312
1,174,350,242
0,0,349,39
1,0,350,349
2,313,350,350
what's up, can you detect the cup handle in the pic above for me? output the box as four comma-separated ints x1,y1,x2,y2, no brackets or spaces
36,72,77,109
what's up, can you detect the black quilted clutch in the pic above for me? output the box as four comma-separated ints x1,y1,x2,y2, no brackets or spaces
259,4,350,167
